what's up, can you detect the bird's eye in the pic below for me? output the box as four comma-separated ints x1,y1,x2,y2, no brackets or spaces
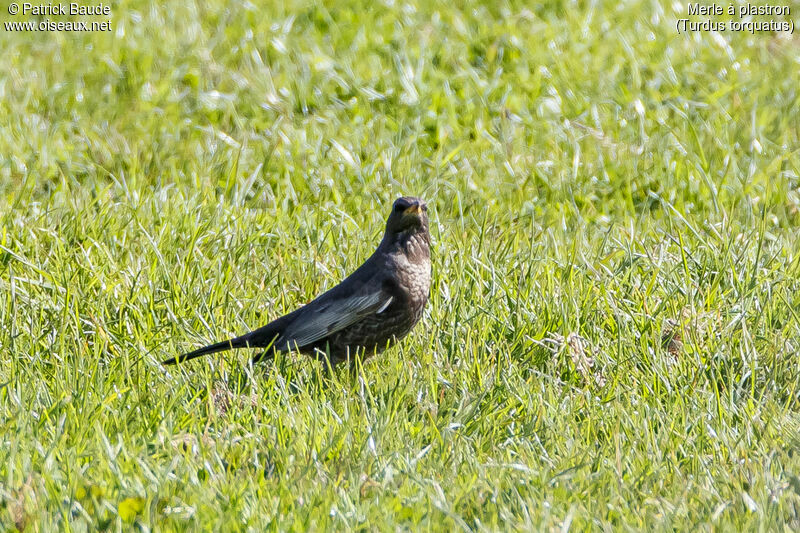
422,205,428,212
395,204,405,213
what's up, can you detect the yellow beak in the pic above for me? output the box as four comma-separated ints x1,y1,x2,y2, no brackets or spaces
404,204,421,215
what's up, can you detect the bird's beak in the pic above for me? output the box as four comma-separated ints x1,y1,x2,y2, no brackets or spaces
405,204,422,215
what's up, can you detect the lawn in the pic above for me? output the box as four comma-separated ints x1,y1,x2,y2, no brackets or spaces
2,0,800,530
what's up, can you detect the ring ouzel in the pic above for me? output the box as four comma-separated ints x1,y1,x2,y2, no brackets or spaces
162,197,431,367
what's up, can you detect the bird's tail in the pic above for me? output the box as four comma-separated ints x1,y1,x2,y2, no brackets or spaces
162,337,248,365
162,322,284,366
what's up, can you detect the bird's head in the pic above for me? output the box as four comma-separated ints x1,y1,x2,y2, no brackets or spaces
384,197,429,238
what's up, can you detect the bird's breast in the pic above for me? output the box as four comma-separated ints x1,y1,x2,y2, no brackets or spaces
390,234,431,308
404,259,431,300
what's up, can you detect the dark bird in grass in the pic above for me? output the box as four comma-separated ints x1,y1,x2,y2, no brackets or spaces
162,197,431,368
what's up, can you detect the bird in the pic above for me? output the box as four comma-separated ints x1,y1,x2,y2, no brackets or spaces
162,197,431,368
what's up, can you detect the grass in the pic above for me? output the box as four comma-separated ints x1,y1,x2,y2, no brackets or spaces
2,0,800,529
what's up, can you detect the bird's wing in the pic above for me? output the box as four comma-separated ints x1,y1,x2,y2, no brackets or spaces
276,281,391,349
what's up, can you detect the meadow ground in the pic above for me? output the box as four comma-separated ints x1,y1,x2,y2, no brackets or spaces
2,0,800,530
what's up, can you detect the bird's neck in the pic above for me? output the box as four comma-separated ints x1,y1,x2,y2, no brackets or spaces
379,228,430,259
